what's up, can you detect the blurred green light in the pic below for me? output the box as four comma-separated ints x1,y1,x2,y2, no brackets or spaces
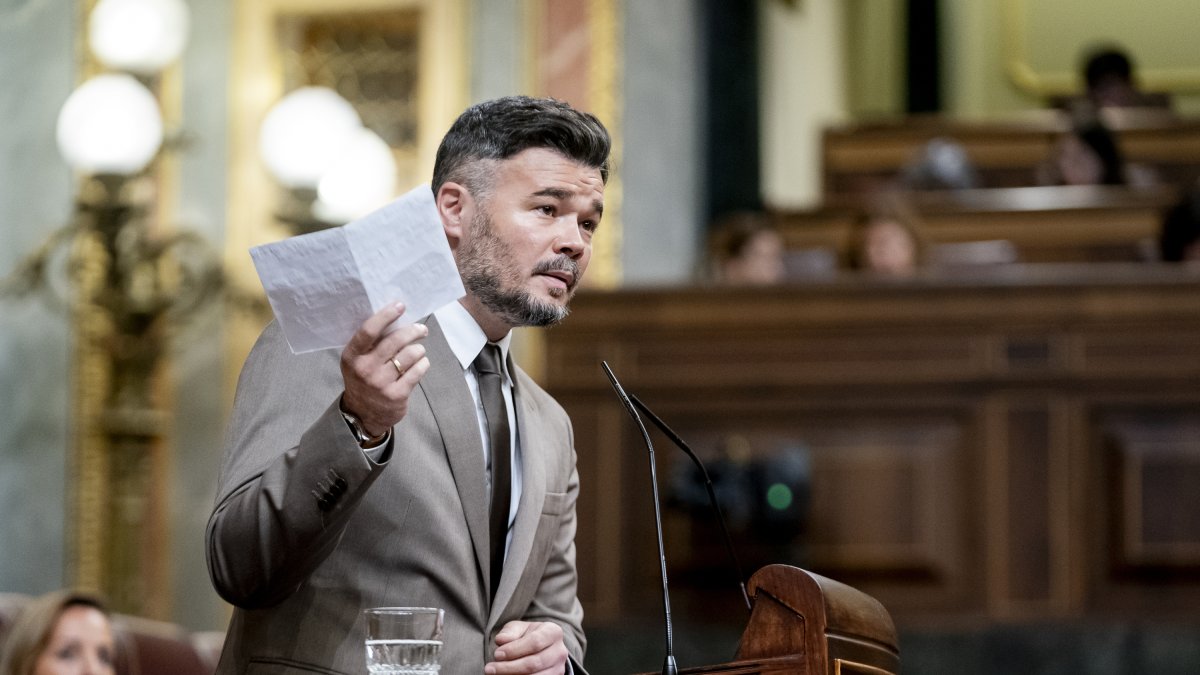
766,483,793,511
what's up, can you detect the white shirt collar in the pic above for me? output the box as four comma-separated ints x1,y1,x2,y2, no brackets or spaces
433,300,513,376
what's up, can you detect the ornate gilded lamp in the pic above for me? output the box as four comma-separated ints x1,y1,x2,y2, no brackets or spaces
1,0,234,617
60,0,225,619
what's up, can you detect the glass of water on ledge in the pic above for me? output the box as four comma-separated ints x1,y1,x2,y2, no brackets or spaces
364,606,444,674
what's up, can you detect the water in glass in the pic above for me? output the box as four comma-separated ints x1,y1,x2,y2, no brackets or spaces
365,638,442,674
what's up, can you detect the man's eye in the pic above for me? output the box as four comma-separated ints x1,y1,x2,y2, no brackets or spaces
580,220,598,233
537,205,555,216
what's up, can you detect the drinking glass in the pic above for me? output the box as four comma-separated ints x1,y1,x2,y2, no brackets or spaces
363,606,444,674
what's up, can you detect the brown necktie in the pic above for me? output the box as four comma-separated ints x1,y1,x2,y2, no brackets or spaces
474,343,511,600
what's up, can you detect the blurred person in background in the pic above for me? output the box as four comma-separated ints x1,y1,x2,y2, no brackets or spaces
1051,45,1172,112
846,197,926,277
1082,46,1171,111
899,137,980,191
0,591,115,675
1160,181,1200,262
708,212,787,285
1036,116,1128,187
1036,107,1159,188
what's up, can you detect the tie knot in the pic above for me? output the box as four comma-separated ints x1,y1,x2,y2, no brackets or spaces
473,343,504,376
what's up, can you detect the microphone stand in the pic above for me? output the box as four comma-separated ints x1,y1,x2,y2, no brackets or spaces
601,362,678,675
629,394,752,613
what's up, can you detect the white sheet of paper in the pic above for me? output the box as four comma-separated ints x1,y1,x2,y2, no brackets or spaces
250,185,465,353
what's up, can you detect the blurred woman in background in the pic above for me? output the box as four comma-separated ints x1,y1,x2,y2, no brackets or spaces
846,195,927,277
0,590,115,675
708,212,788,285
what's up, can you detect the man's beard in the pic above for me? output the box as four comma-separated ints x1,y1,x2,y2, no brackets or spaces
458,208,580,328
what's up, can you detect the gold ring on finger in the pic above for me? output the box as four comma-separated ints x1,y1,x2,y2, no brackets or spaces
391,356,405,377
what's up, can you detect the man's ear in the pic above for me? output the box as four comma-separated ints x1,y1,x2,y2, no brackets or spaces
436,182,471,248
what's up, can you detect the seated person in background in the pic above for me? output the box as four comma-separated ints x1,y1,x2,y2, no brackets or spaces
1160,182,1200,262
0,590,115,675
709,212,787,285
1082,46,1171,110
1036,111,1156,187
1051,45,1172,112
899,137,980,191
846,202,925,277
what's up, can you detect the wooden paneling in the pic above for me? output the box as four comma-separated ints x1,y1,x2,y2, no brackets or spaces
1001,405,1058,610
1085,409,1200,615
544,265,1200,625
1113,422,1200,568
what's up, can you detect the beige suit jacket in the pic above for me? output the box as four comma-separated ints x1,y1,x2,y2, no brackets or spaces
206,317,586,674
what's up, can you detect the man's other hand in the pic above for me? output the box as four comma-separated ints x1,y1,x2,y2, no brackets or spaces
340,303,431,437
485,621,569,675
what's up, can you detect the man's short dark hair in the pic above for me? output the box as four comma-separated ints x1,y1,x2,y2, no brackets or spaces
1084,48,1133,91
431,96,611,198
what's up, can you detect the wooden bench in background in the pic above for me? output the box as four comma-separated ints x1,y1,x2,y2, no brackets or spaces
771,184,1181,265
822,109,1200,194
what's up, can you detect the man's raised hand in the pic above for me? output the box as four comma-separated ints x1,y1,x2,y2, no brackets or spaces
339,303,431,437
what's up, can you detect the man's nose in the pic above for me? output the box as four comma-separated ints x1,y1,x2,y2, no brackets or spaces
552,217,586,259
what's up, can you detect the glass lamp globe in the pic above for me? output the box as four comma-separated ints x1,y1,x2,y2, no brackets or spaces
89,0,190,75
314,128,398,223
259,87,363,190
56,73,164,175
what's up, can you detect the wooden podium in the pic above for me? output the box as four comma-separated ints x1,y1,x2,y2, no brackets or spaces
638,565,899,675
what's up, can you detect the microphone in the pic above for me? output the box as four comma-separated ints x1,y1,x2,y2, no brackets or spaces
629,394,752,613
600,361,678,675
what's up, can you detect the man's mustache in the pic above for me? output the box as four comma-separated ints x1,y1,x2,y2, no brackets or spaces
532,256,581,291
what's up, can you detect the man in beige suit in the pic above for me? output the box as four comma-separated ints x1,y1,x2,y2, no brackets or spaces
206,96,609,675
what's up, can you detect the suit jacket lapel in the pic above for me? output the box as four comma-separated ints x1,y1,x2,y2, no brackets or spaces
419,316,490,586
490,361,547,627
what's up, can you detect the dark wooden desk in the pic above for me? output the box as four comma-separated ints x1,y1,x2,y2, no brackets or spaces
773,185,1179,263
543,265,1200,627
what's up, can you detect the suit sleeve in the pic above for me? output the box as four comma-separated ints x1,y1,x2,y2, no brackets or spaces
205,322,392,609
520,420,589,674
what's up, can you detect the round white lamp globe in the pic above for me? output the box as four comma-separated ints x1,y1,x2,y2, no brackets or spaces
259,87,363,190
315,127,398,223
89,0,190,74
56,73,164,175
